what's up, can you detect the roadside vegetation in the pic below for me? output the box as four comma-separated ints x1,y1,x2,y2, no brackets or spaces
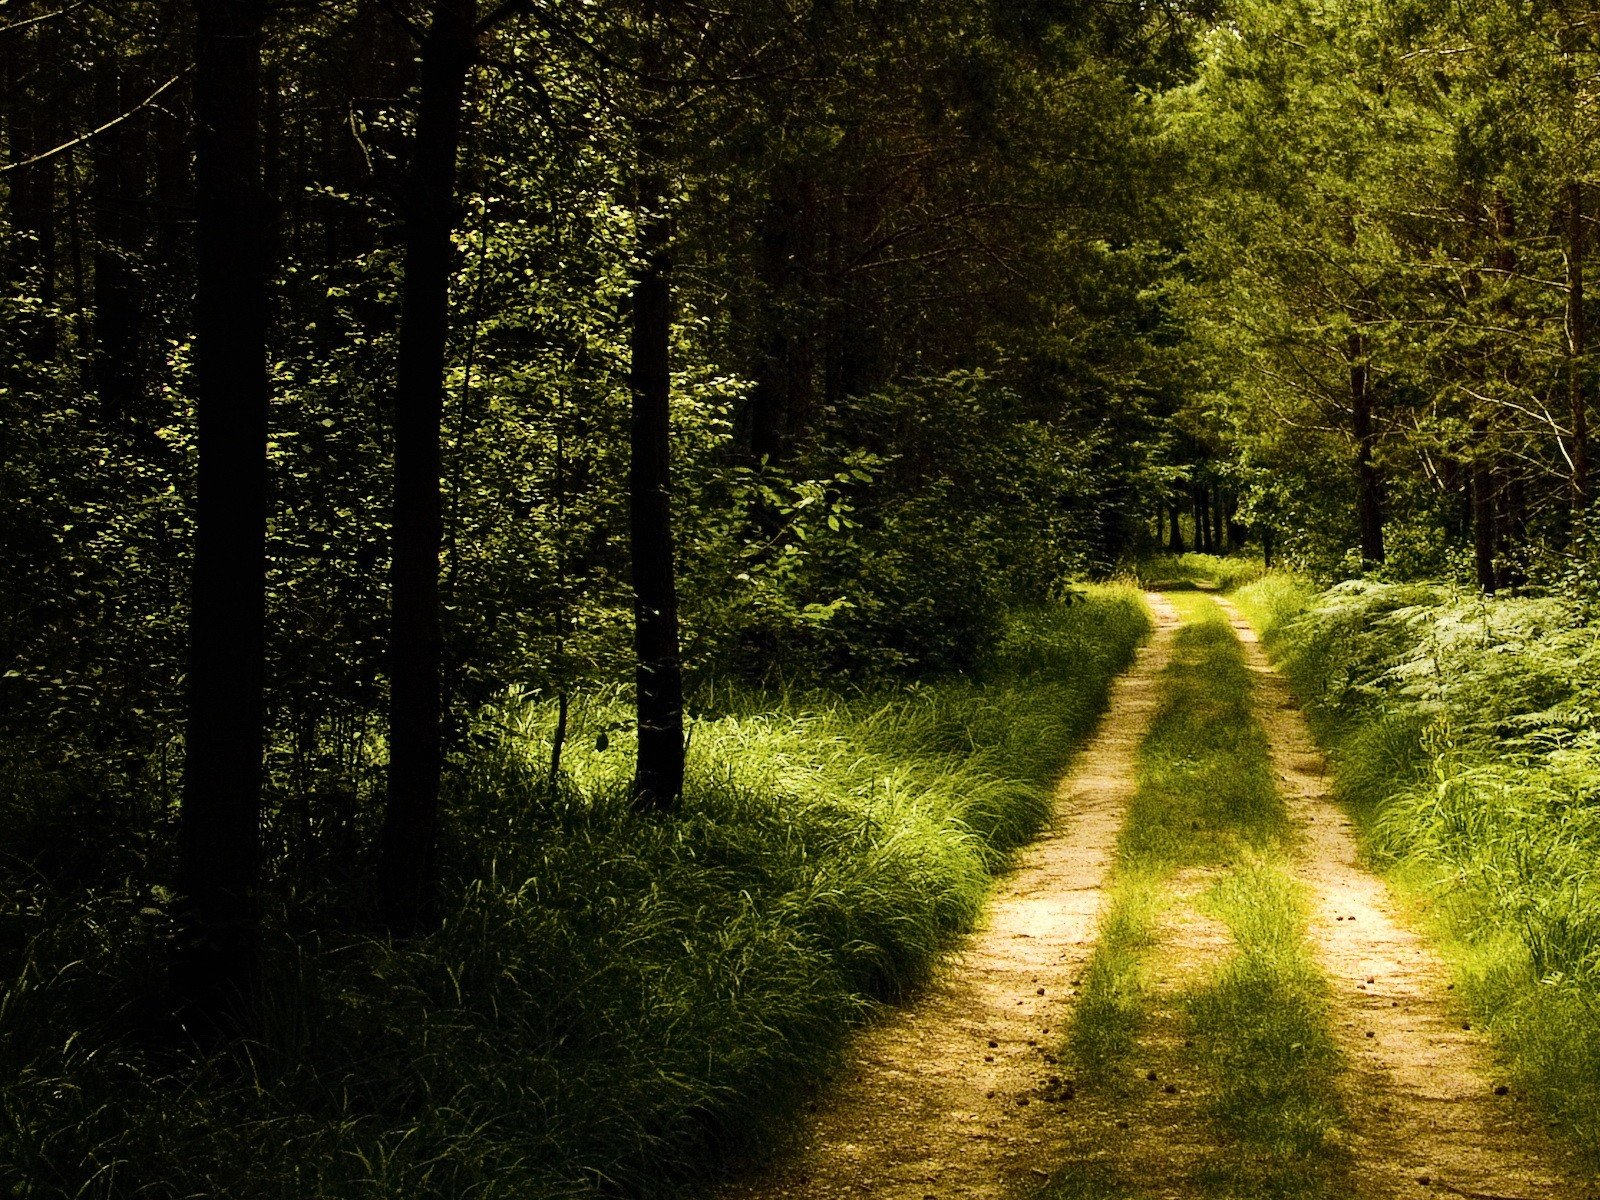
0,588,1148,1199
1050,592,1348,1200
1236,572,1600,1167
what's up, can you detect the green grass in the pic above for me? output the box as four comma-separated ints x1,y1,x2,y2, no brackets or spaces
0,587,1151,1199
1049,593,1347,1200
1233,573,1600,1168
1187,858,1349,1200
1131,553,1269,595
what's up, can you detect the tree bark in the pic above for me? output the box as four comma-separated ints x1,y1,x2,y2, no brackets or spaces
1349,331,1385,562
1570,180,1589,512
1472,421,1496,594
180,0,270,1012
629,20,686,815
378,0,476,934
1167,502,1185,553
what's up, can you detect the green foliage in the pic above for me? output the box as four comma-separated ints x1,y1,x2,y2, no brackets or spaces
0,591,1149,1198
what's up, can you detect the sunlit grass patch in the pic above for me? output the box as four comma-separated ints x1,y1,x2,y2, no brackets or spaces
1068,870,1164,1076
1120,594,1286,865
1134,553,1268,594
1187,857,1350,1200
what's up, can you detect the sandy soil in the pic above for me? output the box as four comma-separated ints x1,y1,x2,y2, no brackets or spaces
716,594,1184,1200
1214,595,1595,1200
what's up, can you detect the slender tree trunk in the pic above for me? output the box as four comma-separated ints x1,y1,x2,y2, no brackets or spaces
378,0,476,934
1472,422,1496,594
1167,502,1185,553
1570,180,1589,512
630,109,686,815
1348,332,1384,562
180,0,270,1011
1211,485,1225,551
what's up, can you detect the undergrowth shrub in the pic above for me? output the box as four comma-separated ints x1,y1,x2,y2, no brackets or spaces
1233,574,1600,1164
0,587,1149,1199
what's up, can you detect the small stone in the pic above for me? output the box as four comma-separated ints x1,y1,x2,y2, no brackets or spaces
989,1040,999,1048
986,1090,996,1098
1366,1031,1375,1039
1146,1071,1158,1081
1495,1085,1510,1096
1017,1097,1030,1106
1367,976,1376,984
984,1056,993,1063
1037,988,1045,996
1418,1177,1432,1187
1164,1083,1178,1094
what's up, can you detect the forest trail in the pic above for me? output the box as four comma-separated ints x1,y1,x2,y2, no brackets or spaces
720,594,1591,1200
1213,595,1586,1200
717,594,1185,1200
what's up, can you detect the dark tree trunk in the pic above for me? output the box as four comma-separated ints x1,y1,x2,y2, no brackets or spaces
1472,424,1496,594
1193,486,1209,553
1570,180,1589,512
180,0,271,1012
1167,503,1185,553
1211,485,1225,551
629,115,686,815
378,0,476,934
1349,332,1385,562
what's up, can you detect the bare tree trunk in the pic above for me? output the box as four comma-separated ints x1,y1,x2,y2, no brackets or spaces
629,123,686,814
1347,332,1384,562
1472,422,1496,594
1167,502,1185,553
379,0,476,934
180,0,270,1012
1570,180,1588,512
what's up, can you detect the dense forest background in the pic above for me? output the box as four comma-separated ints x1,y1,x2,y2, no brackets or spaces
8,0,1600,1195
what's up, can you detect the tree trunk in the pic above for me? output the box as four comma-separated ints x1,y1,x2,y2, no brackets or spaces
1167,502,1185,553
630,112,686,814
1472,422,1496,594
1349,331,1384,562
1570,180,1589,512
180,0,271,1012
378,0,476,934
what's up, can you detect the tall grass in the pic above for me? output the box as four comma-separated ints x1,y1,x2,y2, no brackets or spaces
0,588,1150,1199
1233,574,1600,1165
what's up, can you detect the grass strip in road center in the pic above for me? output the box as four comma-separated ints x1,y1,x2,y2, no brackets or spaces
1042,593,1349,1200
